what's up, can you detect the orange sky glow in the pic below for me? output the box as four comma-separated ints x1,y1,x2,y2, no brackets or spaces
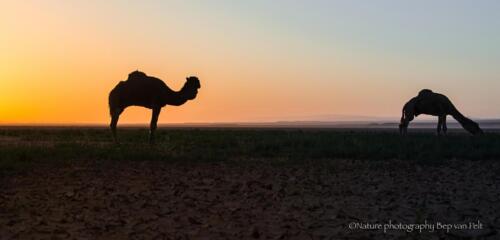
1,1,499,124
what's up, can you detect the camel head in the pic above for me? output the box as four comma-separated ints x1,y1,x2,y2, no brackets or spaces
399,122,407,135
399,99,416,135
399,116,412,135
182,76,201,100
463,121,484,135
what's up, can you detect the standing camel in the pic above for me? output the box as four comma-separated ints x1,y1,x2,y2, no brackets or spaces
399,89,483,135
109,71,201,143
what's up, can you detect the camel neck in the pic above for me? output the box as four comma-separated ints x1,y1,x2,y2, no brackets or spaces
162,88,190,106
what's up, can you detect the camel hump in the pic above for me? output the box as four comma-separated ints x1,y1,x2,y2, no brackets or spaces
127,70,147,81
418,89,434,97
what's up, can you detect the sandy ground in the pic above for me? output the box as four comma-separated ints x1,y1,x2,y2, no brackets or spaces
1,159,499,240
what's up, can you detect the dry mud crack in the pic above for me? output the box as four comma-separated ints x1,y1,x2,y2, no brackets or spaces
1,159,499,239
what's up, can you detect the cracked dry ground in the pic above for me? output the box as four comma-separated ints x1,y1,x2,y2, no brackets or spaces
1,159,500,240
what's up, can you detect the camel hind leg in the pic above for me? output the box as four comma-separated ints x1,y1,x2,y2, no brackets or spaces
437,116,443,135
437,115,447,136
442,115,447,135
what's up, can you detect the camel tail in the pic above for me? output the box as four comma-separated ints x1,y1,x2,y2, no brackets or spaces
450,107,483,135
108,81,124,116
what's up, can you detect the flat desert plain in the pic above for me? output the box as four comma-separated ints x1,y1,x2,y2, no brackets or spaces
1,127,499,239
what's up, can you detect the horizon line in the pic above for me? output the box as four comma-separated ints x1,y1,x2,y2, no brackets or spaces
2,118,500,127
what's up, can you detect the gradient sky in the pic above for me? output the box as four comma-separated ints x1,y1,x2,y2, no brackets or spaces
1,0,499,124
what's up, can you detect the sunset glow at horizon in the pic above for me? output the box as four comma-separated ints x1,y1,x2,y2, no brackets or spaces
1,1,500,124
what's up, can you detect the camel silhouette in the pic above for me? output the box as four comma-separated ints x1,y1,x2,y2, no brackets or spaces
108,71,201,143
399,89,483,135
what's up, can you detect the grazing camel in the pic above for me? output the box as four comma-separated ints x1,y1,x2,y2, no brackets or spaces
399,89,483,135
109,71,201,143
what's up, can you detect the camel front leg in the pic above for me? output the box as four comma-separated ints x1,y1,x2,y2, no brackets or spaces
110,108,123,143
149,107,161,144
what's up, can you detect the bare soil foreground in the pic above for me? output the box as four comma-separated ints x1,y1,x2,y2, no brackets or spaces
1,127,500,239
1,159,500,239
